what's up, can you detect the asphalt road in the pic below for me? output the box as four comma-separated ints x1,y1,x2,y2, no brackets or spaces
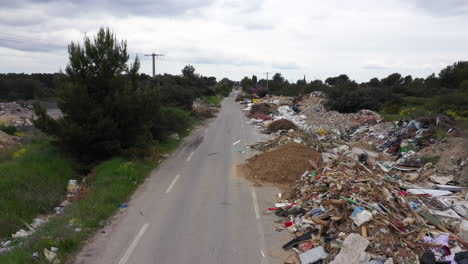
74,92,289,264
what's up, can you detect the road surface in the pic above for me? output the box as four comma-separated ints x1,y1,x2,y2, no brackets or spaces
74,92,289,264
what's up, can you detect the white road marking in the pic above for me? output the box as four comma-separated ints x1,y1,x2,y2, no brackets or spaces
251,188,260,220
232,140,241,146
165,174,180,193
260,250,266,257
117,223,150,264
204,128,208,134
186,151,194,162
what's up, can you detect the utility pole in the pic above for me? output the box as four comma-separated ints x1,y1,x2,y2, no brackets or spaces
144,53,165,77
264,72,271,90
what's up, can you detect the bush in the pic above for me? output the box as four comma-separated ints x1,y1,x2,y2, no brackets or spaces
257,88,268,97
153,107,195,139
0,123,18,135
160,84,195,110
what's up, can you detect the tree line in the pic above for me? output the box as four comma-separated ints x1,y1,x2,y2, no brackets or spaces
240,62,468,119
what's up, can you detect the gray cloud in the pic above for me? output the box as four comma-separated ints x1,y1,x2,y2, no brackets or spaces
36,0,215,17
408,0,468,15
0,38,66,52
363,63,388,70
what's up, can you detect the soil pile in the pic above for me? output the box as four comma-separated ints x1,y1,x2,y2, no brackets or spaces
418,137,468,186
0,130,17,150
241,142,322,186
267,119,297,133
249,103,277,119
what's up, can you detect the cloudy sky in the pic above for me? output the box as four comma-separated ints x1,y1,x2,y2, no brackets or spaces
0,0,467,82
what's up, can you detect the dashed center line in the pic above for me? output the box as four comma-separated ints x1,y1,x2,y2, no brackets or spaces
117,223,150,264
260,250,266,257
165,174,180,193
251,188,260,220
186,151,194,162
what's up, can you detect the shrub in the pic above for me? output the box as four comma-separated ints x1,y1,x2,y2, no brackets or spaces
153,106,195,139
0,123,18,135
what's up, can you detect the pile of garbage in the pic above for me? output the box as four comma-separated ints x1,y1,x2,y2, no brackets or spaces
238,93,468,263
0,102,34,127
241,95,381,138
191,99,219,120
251,130,324,152
267,142,467,264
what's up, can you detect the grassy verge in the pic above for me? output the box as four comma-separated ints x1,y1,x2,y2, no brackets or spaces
0,137,75,238
0,134,190,263
202,95,223,106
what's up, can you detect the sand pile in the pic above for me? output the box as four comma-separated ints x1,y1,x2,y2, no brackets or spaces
240,142,322,186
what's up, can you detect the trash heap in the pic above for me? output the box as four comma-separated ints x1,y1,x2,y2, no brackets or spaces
268,142,467,264
238,93,468,263
0,102,34,127
251,130,325,152
191,99,219,120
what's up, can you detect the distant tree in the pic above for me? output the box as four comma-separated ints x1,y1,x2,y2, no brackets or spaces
403,75,413,86
215,78,234,97
367,78,380,87
439,61,468,89
325,74,349,86
381,73,403,87
252,75,258,85
240,76,253,93
34,28,160,162
182,65,196,78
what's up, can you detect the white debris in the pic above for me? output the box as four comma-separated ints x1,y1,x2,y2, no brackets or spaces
330,233,370,264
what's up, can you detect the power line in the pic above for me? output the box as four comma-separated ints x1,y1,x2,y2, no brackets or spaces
0,33,68,51
0,33,67,47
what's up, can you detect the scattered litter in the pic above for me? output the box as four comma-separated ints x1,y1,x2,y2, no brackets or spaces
330,234,370,264
299,246,328,263
119,203,128,208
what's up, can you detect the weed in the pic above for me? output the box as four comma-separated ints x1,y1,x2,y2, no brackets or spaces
0,139,75,238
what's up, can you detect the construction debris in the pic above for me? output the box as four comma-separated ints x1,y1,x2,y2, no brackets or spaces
0,102,34,127
238,93,468,264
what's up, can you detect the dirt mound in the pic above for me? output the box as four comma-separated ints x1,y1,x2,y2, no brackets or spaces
0,130,17,149
417,136,468,186
240,142,322,186
249,103,277,118
267,119,297,133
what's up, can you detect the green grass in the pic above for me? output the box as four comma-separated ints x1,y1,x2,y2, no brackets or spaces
0,135,186,263
201,95,223,106
0,138,75,238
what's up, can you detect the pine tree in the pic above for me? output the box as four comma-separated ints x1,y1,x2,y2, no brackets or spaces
34,28,159,161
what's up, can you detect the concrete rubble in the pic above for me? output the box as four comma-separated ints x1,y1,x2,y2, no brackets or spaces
0,102,34,127
238,92,468,263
